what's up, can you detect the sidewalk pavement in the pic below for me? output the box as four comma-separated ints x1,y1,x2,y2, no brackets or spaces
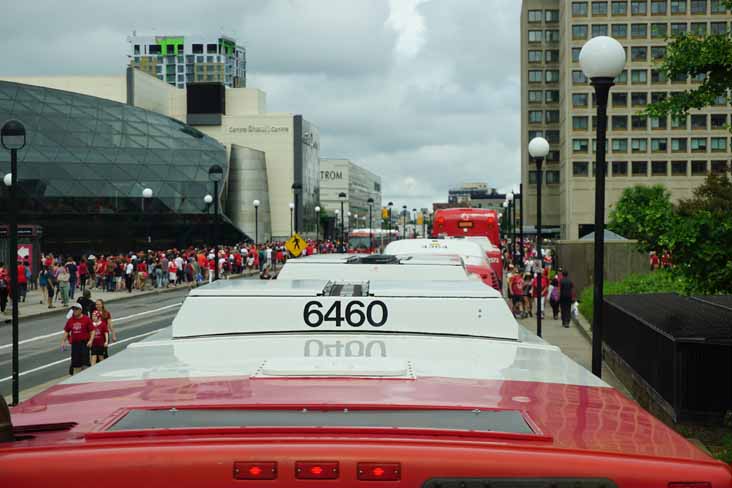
516,310,632,398
2,271,258,321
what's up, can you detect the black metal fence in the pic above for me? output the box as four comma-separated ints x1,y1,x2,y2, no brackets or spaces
604,293,732,422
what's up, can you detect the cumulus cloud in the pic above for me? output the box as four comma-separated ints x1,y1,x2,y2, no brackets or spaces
0,0,522,211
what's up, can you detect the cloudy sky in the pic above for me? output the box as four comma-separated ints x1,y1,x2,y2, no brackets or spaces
0,0,522,210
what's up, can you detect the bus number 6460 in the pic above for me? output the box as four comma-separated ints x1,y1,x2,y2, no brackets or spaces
303,300,388,328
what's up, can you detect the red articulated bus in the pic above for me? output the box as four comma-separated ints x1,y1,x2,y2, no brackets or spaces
1,279,730,487
348,229,399,254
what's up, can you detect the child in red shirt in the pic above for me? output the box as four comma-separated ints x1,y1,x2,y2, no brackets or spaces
62,303,94,374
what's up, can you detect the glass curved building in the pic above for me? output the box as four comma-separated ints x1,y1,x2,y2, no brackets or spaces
0,80,245,253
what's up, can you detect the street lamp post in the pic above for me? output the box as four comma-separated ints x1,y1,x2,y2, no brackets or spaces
335,209,340,243
291,182,302,234
502,201,509,241
387,202,393,234
412,208,417,238
2,119,25,406
314,205,320,243
507,192,515,263
580,35,626,378
142,187,153,245
367,198,374,251
338,192,347,246
401,205,407,239
253,199,260,245
529,137,550,338
208,164,224,281
518,185,524,263
289,202,295,236
204,194,213,245
347,211,352,238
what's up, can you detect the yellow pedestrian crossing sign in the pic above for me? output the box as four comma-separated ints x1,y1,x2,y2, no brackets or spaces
286,232,307,257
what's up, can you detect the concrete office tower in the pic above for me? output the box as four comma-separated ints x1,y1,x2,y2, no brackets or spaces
128,34,246,88
521,0,732,239
319,159,382,230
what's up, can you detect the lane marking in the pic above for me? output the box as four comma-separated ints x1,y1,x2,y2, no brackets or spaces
0,328,162,383
0,303,181,350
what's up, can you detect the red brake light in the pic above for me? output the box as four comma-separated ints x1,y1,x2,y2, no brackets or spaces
358,463,401,481
233,462,277,480
295,461,339,480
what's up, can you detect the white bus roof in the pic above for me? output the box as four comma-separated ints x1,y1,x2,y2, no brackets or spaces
277,254,470,281
173,278,512,340
385,239,486,259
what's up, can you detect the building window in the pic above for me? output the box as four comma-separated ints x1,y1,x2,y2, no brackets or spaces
612,114,629,129
631,46,648,61
651,23,668,37
690,0,708,13
631,69,648,83
711,160,729,174
546,130,561,143
573,25,589,39
711,21,728,34
528,50,543,63
652,161,668,175
651,138,668,152
149,44,162,55
612,161,628,176
651,0,668,13
572,47,582,62
671,22,688,35
631,23,648,38
529,110,544,123
545,29,560,42
546,9,560,22
529,90,543,103
612,1,629,14
545,90,560,103
631,0,648,14
573,2,590,16
711,114,728,129
671,137,688,151
690,137,707,151
547,150,560,162
670,160,688,175
612,138,629,152
632,138,648,152
651,46,667,60
651,69,668,83
529,130,544,139
632,91,648,105
632,115,648,130
545,70,560,82
650,116,668,129
574,161,590,176
528,9,543,22
546,170,561,184
529,70,543,82
593,1,610,14
651,91,667,103
529,171,539,184
573,70,588,83
691,22,708,36
632,161,648,176
529,30,543,42
545,49,560,62
192,44,204,54
691,114,708,129
711,137,727,151
711,0,728,13
615,70,628,83
574,116,590,130
691,160,708,175
592,24,609,37
612,23,628,37
573,93,589,107
546,110,560,123
573,139,590,152
671,0,687,13
612,92,628,107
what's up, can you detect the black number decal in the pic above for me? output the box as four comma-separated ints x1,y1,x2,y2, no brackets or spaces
324,301,344,327
303,300,388,327
346,300,366,327
303,300,324,327
367,301,388,327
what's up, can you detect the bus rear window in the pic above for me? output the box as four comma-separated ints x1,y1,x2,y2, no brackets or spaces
108,408,536,435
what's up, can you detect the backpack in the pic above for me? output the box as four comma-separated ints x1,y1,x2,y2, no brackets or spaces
550,285,559,302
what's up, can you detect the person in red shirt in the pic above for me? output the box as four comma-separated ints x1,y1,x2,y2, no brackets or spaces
61,303,94,374
509,272,525,317
90,299,111,364
532,272,549,319
16,261,28,303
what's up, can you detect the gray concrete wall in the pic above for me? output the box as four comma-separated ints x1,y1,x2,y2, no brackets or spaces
555,240,649,294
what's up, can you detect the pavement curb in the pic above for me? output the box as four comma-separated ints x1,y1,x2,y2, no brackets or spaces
1,271,258,323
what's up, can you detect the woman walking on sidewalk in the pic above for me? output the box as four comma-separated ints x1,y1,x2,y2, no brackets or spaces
559,270,576,328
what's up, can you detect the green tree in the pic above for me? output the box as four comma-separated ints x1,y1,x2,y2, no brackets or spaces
662,174,732,293
608,185,674,251
644,0,732,123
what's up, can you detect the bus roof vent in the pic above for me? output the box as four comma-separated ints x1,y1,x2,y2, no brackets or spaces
351,254,401,265
323,281,369,297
